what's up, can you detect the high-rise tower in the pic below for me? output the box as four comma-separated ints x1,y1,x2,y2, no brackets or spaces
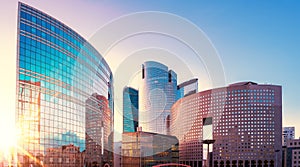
85,94,112,166
123,87,139,132
16,3,113,166
139,61,177,135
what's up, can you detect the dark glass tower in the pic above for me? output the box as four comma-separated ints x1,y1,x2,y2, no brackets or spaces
123,87,139,132
16,2,113,166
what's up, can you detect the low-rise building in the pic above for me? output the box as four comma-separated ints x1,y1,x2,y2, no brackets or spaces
44,144,84,167
283,127,295,146
122,130,179,167
283,138,300,167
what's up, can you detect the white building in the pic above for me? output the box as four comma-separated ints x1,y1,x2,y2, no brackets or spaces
283,127,295,146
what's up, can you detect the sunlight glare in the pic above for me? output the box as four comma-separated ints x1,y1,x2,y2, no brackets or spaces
0,119,17,161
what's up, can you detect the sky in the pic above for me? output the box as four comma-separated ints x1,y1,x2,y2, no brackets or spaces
0,0,299,140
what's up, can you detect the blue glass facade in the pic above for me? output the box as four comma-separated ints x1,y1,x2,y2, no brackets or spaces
16,2,113,166
139,61,177,135
123,87,139,132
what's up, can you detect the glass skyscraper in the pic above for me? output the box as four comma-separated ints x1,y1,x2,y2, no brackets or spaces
139,61,177,135
123,87,139,133
16,2,113,166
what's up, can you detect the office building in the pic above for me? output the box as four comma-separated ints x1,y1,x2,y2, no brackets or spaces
138,61,198,135
139,61,177,135
85,94,113,167
283,127,295,146
113,141,122,167
16,3,113,166
283,138,300,167
177,78,198,99
123,87,139,132
171,81,282,167
122,130,179,167
44,144,85,167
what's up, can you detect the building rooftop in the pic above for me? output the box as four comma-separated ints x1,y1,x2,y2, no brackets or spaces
229,81,258,87
177,78,198,89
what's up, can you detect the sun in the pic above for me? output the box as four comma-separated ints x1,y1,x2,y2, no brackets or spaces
0,128,16,152
0,120,17,164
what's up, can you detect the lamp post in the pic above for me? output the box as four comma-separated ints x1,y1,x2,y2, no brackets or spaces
202,140,215,167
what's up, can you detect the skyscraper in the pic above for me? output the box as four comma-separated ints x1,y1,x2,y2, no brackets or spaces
171,81,282,167
16,2,113,166
123,87,139,132
85,94,112,167
139,61,177,135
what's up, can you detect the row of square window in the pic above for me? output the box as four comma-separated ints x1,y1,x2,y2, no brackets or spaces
19,56,108,84
17,98,87,111
19,66,105,90
20,5,83,38
18,75,108,103
290,142,300,146
20,23,80,56
293,151,300,154
20,21,109,75
199,89,275,97
19,30,94,72
20,11,86,51
18,97,85,113
19,41,110,81
19,29,111,77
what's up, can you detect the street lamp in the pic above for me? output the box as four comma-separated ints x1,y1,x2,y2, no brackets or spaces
202,140,215,167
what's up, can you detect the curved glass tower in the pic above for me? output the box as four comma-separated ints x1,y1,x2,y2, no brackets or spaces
139,61,177,135
16,3,113,166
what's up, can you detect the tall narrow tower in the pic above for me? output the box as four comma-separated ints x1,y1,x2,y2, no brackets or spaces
123,87,139,132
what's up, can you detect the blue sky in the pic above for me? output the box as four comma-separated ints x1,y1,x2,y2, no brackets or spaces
0,0,299,138
103,0,300,137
